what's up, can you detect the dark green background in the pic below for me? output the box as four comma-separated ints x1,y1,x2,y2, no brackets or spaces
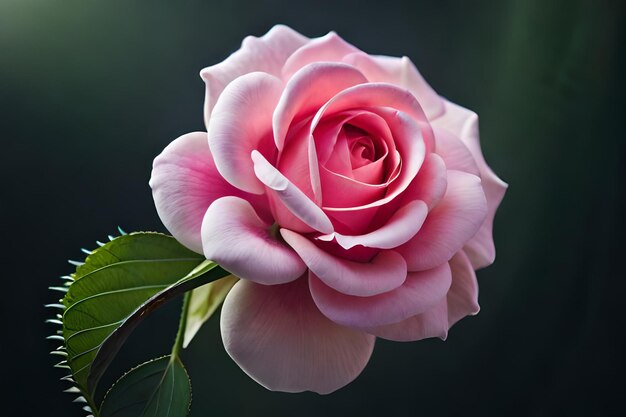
1,0,624,416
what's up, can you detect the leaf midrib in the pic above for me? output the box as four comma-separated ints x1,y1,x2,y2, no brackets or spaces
64,285,170,320
72,258,202,285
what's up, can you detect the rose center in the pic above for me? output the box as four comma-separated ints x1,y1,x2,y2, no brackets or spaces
344,125,380,169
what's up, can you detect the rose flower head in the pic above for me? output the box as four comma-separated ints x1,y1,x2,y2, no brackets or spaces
150,25,507,394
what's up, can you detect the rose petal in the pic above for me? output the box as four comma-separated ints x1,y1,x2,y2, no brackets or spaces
397,170,488,271
463,178,507,269
330,200,429,250
351,151,387,184
343,52,444,120
208,72,283,194
434,127,479,176
447,250,480,327
252,150,334,234
326,208,380,236
315,110,401,210
320,164,390,209
281,229,407,297
400,152,448,210
330,113,393,181
320,120,354,178
150,132,268,253
201,24,308,124
366,297,449,342
323,108,425,215
275,119,318,202
314,110,395,167
307,133,322,205
310,90,430,214
201,196,306,285
273,62,368,151
309,262,452,329
221,278,375,394
432,100,508,268
282,31,360,80
311,82,434,152
360,152,447,240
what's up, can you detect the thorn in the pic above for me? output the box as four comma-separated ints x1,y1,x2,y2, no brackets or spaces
108,235,115,241
83,406,92,412
56,345,66,351
44,304,66,309
96,240,105,247
68,260,84,266
60,275,74,281
45,319,63,325
63,386,81,394
56,313,63,319
46,335,65,341
80,248,92,255
117,226,127,235
50,350,68,357
73,396,87,403
60,375,75,382
49,286,69,293
54,361,70,369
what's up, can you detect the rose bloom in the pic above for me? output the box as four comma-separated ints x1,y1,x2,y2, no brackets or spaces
150,25,507,394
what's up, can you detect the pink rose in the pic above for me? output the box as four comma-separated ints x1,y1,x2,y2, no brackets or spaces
150,25,507,394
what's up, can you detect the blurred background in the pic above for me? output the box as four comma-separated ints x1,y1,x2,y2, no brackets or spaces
1,0,624,416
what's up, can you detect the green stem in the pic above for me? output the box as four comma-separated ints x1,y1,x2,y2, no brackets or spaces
171,291,191,359
86,392,100,417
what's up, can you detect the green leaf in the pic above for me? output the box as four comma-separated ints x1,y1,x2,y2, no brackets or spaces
57,232,229,408
183,275,238,348
99,356,191,417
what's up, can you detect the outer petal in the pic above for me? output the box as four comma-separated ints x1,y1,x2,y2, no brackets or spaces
309,263,452,329
434,127,479,176
343,53,444,120
273,62,368,151
201,196,306,285
397,170,488,272
432,100,508,268
463,177,507,269
282,31,360,80
447,250,480,327
221,278,375,394
150,132,267,253
252,150,334,234
208,72,283,194
281,229,407,297
366,297,449,342
201,24,308,124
